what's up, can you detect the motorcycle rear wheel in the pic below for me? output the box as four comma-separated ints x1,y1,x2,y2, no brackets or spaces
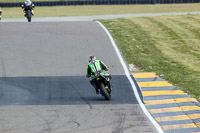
99,83,111,100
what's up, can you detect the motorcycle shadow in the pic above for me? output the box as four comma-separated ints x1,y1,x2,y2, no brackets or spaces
81,96,114,104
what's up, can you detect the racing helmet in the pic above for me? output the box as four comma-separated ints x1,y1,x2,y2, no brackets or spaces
25,0,32,5
88,56,96,62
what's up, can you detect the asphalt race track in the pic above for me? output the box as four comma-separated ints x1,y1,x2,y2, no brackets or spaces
0,22,158,133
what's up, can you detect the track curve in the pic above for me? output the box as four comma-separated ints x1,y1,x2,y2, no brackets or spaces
0,22,158,133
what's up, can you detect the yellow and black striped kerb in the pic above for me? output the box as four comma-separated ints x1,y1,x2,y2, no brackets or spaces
132,72,200,133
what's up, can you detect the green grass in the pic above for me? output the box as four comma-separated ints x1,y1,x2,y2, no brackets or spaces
1,4,200,18
99,14,200,102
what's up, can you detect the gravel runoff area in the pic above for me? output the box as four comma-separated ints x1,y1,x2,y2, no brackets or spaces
1,12,200,22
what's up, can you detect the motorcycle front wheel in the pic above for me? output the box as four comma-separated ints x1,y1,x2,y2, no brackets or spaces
26,10,32,22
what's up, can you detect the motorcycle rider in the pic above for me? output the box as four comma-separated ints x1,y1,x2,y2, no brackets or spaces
86,56,111,94
21,0,35,16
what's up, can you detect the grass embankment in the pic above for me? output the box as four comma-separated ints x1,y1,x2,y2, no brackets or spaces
100,14,200,102
1,4,200,18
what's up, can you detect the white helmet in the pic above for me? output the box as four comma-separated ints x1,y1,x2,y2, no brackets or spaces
25,0,32,5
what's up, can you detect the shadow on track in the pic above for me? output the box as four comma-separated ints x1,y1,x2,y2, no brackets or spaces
0,75,138,106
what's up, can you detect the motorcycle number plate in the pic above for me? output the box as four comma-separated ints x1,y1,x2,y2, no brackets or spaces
97,77,100,80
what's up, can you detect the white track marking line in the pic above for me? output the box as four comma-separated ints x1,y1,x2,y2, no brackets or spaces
96,21,164,133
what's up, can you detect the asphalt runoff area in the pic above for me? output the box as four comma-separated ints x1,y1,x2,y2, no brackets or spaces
0,22,158,133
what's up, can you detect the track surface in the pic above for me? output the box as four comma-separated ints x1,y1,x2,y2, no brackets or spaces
0,22,158,132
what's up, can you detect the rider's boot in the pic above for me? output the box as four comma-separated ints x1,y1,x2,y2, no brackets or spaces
95,88,100,94
32,10,34,16
109,85,112,91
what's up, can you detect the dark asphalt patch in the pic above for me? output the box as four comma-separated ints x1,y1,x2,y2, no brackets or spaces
0,75,137,105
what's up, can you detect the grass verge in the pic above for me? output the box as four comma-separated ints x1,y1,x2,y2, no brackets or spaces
99,14,200,102
1,4,200,19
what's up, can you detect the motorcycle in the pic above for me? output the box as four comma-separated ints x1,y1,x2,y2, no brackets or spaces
22,2,34,22
93,71,112,100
